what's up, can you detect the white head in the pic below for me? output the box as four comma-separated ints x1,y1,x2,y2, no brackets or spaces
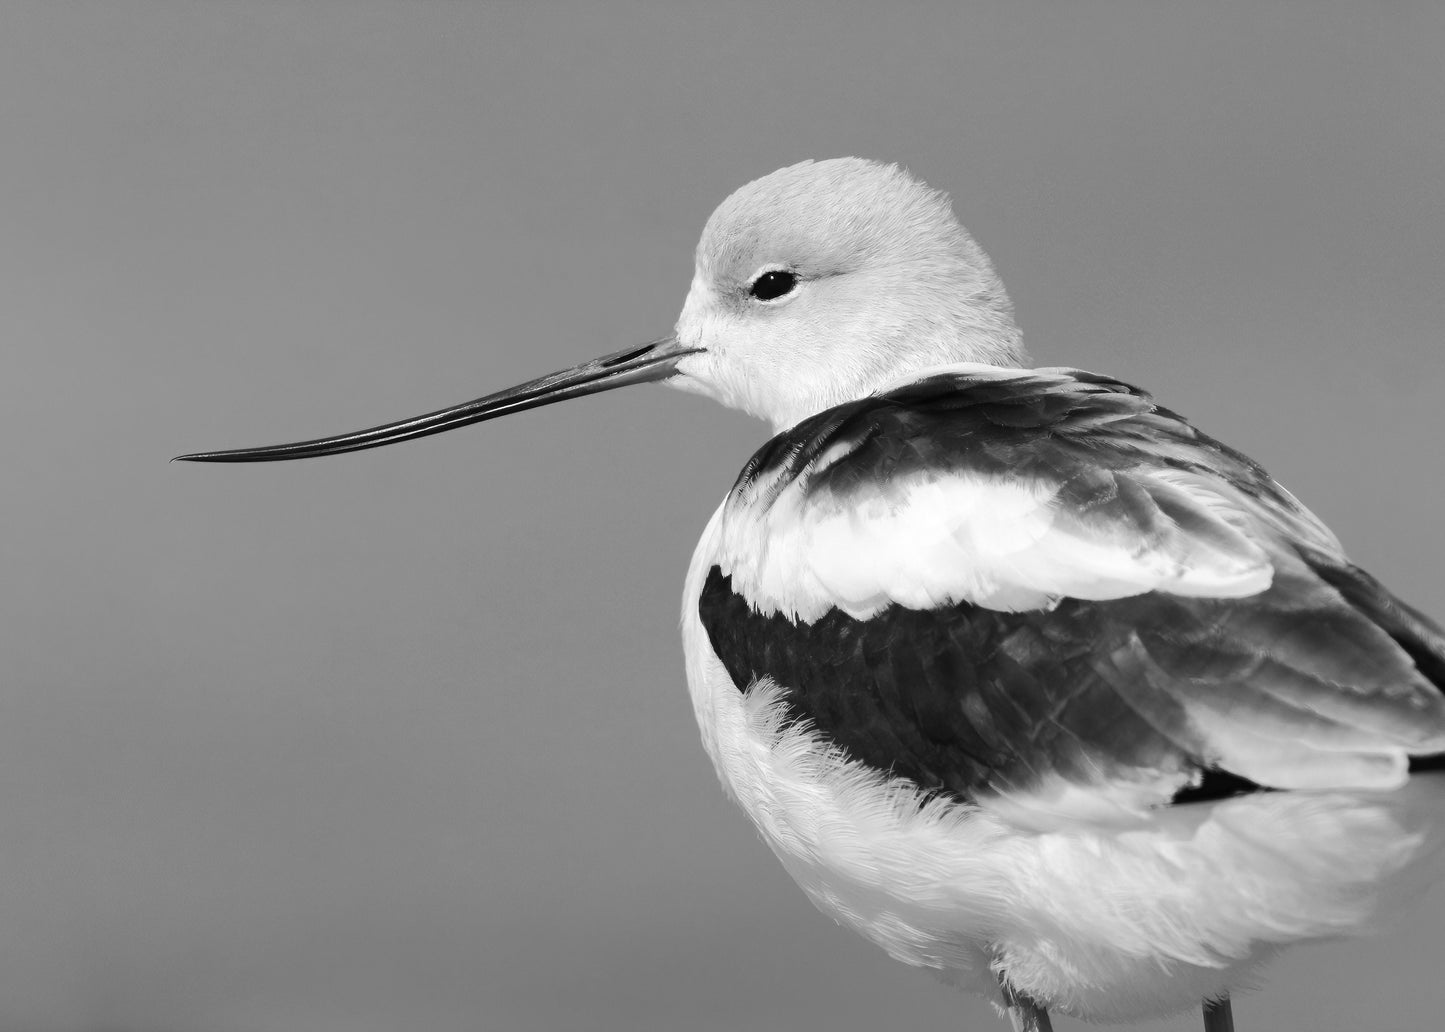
178,158,1026,463
670,158,1024,430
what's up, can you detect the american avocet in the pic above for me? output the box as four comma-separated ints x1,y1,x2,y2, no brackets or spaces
179,158,1445,1032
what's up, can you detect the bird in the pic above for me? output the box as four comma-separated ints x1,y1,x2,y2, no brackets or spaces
178,157,1445,1032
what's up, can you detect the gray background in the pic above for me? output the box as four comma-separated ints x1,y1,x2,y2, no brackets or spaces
4,4,1443,1031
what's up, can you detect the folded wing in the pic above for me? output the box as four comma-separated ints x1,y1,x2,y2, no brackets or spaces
703,367,1445,825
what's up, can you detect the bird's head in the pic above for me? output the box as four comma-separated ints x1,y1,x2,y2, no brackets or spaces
670,157,1023,429
176,158,1023,462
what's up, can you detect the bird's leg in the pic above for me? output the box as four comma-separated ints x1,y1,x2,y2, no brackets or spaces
1203,995,1235,1032
997,971,1054,1032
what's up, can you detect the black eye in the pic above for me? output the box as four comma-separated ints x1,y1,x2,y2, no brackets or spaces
748,269,798,301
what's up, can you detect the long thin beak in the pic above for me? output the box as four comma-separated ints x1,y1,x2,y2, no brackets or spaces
174,337,699,462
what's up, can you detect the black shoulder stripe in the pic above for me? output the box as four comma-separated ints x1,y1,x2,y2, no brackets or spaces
729,369,1311,550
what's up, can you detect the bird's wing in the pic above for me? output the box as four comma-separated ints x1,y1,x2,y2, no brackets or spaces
702,367,1445,826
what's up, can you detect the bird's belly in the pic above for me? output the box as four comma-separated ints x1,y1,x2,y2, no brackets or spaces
679,507,1445,1021
681,597,1002,991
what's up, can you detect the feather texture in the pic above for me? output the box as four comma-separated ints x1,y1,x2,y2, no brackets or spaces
702,366,1445,827
718,365,1343,623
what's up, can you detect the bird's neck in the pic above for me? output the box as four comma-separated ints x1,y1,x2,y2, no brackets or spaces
764,325,1027,434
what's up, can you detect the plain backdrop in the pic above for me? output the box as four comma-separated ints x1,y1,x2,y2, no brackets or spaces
3,4,1443,1031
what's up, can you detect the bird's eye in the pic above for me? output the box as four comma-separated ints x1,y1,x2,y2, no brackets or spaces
748,269,798,302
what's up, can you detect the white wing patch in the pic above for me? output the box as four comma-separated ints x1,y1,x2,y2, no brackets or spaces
720,459,1275,621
